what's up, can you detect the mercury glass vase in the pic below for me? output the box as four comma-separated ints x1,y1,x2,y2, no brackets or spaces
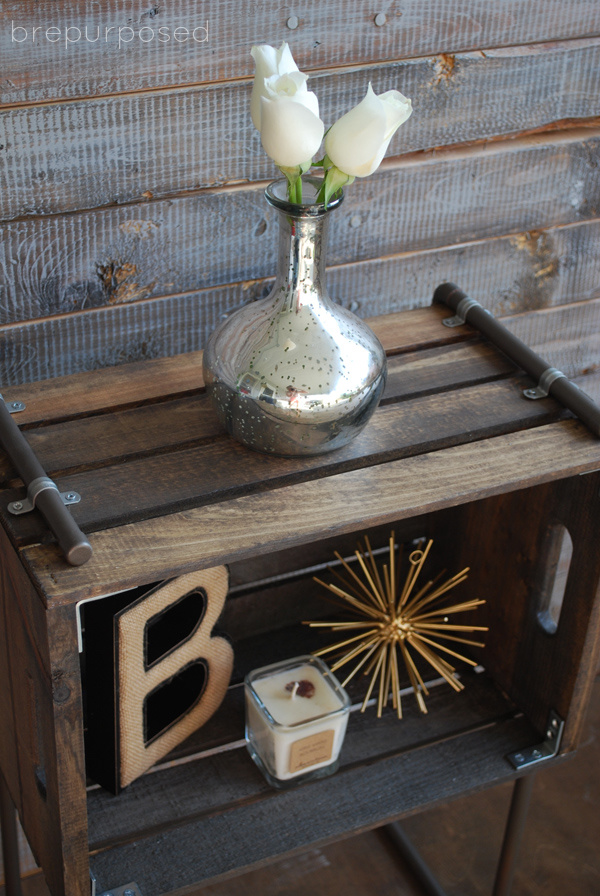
202,176,387,456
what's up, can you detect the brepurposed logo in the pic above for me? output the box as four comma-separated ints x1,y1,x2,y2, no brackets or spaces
11,21,209,48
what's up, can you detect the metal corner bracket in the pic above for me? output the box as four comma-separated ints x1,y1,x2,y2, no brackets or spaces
1,396,26,413
96,883,144,896
506,710,564,769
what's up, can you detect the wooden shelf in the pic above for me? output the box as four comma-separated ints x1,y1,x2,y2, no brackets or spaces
87,668,535,894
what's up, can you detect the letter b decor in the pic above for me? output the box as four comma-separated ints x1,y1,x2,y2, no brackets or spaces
81,566,233,792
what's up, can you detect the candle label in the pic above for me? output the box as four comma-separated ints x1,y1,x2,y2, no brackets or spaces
289,729,335,774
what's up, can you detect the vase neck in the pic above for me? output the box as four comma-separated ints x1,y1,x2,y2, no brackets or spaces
272,208,330,310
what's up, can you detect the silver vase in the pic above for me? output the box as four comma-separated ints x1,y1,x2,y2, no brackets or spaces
202,176,387,456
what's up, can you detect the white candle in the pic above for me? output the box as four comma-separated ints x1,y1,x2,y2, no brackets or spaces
245,655,350,786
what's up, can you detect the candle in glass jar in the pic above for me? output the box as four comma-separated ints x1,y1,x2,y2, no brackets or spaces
245,655,350,788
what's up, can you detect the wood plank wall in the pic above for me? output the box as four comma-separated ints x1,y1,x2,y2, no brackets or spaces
0,1,599,389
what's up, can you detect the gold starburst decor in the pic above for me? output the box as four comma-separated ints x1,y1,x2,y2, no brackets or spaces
305,535,488,719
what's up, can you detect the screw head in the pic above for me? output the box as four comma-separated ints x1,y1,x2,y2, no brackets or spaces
12,501,23,511
374,12,387,26
286,15,299,29
65,492,78,501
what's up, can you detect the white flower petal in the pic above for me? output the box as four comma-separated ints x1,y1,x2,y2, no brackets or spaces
260,96,324,168
324,84,387,177
275,42,299,75
379,90,413,140
324,83,412,178
264,71,309,98
250,42,302,130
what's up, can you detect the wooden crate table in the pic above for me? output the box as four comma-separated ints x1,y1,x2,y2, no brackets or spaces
1,303,600,896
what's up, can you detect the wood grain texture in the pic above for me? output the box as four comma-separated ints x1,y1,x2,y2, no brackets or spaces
2,1,599,105
519,473,600,747
2,40,600,220
446,474,600,746
89,715,538,894
0,305,462,425
1,229,598,387
0,339,509,482
21,418,600,604
503,298,600,378
0,524,89,896
86,671,513,847
1,129,599,331
1,374,566,545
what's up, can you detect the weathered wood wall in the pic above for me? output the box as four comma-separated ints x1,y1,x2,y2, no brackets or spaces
0,1,599,390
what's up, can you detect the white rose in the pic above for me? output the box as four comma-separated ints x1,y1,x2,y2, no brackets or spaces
250,42,299,130
325,84,412,177
250,42,324,169
259,93,324,168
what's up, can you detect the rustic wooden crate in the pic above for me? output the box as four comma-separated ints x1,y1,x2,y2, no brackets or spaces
1,304,599,896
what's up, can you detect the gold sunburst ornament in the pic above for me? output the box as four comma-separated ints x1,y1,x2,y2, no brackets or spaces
305,535,488,718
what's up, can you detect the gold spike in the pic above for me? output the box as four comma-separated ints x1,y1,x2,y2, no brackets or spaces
411,631,479,667
407,569,446,609
361,646,387,713
355,550,388,612
382,563,394,613
400,642,427,714
305,621,382,629
410,598,486,622
400,640,430,697
313,577,383,619
406,635,464,692
402,569,470,616
377,644,391,717
364,535,388,606
391,639,403,719
312,628,381,658
411,628,486,649
341,639,382,687
413,623,488,632
333,551,385,608
329,633,382,672
326,569,373,607
394,541,404,598
398,539,433,609
389,532,396,607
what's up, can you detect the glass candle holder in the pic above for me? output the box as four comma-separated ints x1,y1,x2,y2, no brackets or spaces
244,655,351,788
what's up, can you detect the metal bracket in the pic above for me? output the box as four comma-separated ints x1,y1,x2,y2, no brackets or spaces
442,296,492,328
7,475,81,515
506,710,564,769
523,366,567,400
1,396,25,413
96,884,144,896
